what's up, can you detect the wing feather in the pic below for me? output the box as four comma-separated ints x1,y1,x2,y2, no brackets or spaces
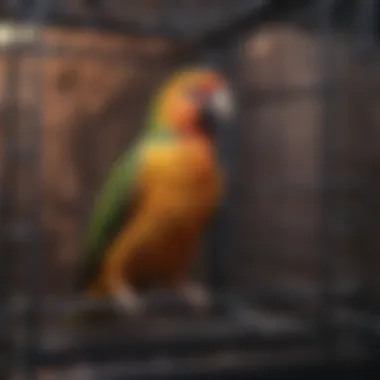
76,145,143,289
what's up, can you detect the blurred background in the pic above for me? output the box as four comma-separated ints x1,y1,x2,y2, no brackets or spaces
1,0,380,378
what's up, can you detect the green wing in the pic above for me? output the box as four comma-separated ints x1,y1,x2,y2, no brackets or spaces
76,144,143,290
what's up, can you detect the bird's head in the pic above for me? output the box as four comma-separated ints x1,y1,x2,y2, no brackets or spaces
149,66,235,138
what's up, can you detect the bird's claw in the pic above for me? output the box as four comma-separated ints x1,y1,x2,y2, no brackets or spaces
112,287,145,316
179,282,211,312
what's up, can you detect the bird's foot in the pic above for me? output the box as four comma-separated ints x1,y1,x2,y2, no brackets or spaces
112,286,146,317
178,282,211,313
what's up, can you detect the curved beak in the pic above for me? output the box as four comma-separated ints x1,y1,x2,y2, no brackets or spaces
200,86,235,137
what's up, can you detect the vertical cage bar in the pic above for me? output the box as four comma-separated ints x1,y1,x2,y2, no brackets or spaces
23,39,44,380
204,46,240,313
222,42,254,319
316,0,339,365
353,0,379,361
0,24,22,380
22,1,48,379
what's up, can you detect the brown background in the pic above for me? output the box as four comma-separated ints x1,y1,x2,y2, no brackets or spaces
1,18,379,316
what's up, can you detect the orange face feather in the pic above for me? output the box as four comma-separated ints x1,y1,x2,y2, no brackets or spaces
152,67,229,136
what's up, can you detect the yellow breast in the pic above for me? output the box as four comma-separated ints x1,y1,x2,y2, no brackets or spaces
141,138,223,222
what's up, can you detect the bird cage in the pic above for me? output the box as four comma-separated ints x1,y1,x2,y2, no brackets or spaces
1,0,380,379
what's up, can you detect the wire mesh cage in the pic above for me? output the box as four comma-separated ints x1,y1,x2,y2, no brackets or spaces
1,0,380,379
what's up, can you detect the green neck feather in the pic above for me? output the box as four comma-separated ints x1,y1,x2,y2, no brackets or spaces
141,86,176,140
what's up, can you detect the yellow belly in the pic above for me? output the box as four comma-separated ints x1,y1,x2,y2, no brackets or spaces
120,138,223,288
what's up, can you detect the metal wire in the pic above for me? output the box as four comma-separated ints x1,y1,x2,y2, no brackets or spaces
0,27,23,380
18,2,49,379
352,0,379,363
315,0,339,365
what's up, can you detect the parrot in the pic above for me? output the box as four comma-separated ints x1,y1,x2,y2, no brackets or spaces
76,65,234,316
